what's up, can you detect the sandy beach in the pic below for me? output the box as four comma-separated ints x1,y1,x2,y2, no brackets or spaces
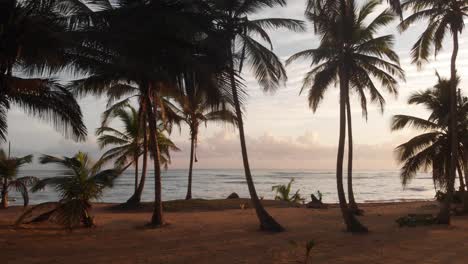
1,200,467,264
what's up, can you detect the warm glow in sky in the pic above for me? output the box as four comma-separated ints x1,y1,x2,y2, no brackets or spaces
6,0,468,170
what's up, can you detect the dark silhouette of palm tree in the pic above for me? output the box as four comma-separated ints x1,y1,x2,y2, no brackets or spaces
212,0,305,232
0,149,36,208
18,152,121,229
167,80,237,200
0,0,86,142
392,75,468,195
399,0,468,224
288,0,404,232
96,103,179,205
68,0,233,226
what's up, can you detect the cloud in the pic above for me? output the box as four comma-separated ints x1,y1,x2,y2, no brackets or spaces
168,129,407,170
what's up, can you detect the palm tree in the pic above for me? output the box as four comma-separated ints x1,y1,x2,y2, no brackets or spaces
287,0,404,232
167,82,237,200
212,0,305,232
97,103,179,205
392,75,468,195
0,149,37,208
0,0,87,142
399,0,468,224
17,152,121,229
68,0,225,226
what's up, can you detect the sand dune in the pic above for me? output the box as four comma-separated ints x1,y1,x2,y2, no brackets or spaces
1,200,467,264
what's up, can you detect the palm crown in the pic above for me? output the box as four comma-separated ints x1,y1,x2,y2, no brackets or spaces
28,152,121,228
0,149,36,208
288,0,404,115
392,76,468,187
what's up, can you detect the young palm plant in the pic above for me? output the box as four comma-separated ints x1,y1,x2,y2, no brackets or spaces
287,0,404,232
0,149,36,208
167,78,237,200
272,179,304,204
399,0,468,224
17,152,121,229
97,103,179,205
392,75,468,197
212,0,305,232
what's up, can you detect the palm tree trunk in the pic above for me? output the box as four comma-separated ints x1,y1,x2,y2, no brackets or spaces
134,152,139,193
185,131,196,200
127,115,148,205
1,179,8,209
228,54,283,232
463,155,468,213
338,67,367,233
437,30,459,224
346,92,360,215
146,87,164,226
457,165,465,191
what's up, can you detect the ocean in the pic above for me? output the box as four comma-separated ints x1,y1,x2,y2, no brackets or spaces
10,169,437,206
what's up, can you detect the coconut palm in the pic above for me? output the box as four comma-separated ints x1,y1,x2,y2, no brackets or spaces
399,0,468,224
392,75,468,194
167,81,237,200
0,0,86,142
287,0,404,232
16,152,121,229
212,0,305,232
96,103,179,205
0,149,36,208
67,0,227,226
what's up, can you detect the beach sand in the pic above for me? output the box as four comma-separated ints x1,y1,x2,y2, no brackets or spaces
1,200,467,263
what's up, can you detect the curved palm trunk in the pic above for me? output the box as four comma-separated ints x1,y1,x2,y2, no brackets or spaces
457,165,465,191
346,93,360,214
1,179,8,208
437,30,459,224
185,132,196,200
134,153,139,193
338,67,367,233
146,88,164,226
229,56,283,232
127,115,148,205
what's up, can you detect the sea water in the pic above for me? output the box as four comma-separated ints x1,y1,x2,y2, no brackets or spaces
10,169,436,205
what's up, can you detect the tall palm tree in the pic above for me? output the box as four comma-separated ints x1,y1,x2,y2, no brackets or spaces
212,0,305,232
69,0,230,226
288,0,404,232
0,0,87,142
18,152,121,229
0,149,37,208
392,75,468,193
97,103,179,205
168,84,237,200
399,0,468,224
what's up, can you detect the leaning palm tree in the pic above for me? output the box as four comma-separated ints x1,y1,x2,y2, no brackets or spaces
392,75,468,195
97,103,179,205
0,149,37,208
0,0,86,142
16,152,121,229
213,0,305,232
399,0,468,224
168,83,237,200
287,0,404,232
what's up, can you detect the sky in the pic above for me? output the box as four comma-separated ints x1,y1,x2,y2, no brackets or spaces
6,0,468,170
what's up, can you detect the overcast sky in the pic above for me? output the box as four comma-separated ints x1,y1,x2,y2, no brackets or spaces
6,0,468,170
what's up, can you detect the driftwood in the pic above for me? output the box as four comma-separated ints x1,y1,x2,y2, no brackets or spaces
306,194,328,209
